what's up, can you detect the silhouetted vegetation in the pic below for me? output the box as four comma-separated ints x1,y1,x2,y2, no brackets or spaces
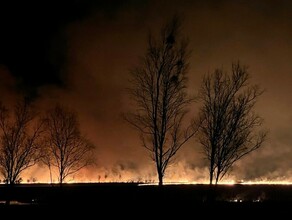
197,62,267,184
0,99,43,185
125,16,198,186
43,104,94,185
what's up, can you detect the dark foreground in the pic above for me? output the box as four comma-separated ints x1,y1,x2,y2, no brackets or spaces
0,183,291,217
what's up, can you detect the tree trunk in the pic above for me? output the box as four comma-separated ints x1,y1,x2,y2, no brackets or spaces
60,167,64,187
215,174,219,185
215,167,220,185
210,149,215,185
158,171,163,186
209,169,213,185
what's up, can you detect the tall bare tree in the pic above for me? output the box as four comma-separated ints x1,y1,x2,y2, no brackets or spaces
125,17,197,186
43,104,93,185
198,62,267,185
0,100,43,185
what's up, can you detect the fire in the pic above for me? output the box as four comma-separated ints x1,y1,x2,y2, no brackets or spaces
4,177,292,185
240,180,292,185
5,164,292,185
139,180,292,186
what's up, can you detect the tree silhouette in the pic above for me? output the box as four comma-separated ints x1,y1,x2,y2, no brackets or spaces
125,17,197,186
0,100,43,185
43,104,93,185
198,62,267,184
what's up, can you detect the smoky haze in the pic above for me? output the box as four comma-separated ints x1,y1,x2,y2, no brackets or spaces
0,0,292,183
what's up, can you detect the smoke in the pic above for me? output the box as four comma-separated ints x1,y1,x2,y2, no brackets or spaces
0,65,18,104
0,0,292,183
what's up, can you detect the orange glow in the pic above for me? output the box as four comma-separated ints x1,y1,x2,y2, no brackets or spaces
10,165,292,185
9,179,292,185
13,175,292,185
139,180,292,186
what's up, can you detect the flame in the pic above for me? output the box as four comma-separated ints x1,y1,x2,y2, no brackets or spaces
3,163,291,185
139,180,292,186
5,178,292,185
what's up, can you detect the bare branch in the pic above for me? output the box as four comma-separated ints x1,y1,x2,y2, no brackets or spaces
43,104,94,184
0,99,44,185
197,62,267,184
124,16,195,186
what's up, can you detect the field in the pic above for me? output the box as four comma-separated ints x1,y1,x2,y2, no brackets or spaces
0,183,291,217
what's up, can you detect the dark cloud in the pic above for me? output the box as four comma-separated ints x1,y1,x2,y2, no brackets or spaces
0,0,139,96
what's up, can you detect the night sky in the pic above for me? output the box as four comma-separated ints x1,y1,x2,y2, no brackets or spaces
0,0,292,183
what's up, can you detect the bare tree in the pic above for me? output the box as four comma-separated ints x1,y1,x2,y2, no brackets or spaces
43,104,93,185
125,17,197,186
0,100,43,185
198,62,267,185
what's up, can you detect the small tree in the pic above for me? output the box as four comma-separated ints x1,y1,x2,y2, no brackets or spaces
125,17,197,186
198,62,267,184
0,100,43,185
43,104,93,185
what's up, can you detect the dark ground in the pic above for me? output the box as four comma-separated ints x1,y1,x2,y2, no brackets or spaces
0,183,291,218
